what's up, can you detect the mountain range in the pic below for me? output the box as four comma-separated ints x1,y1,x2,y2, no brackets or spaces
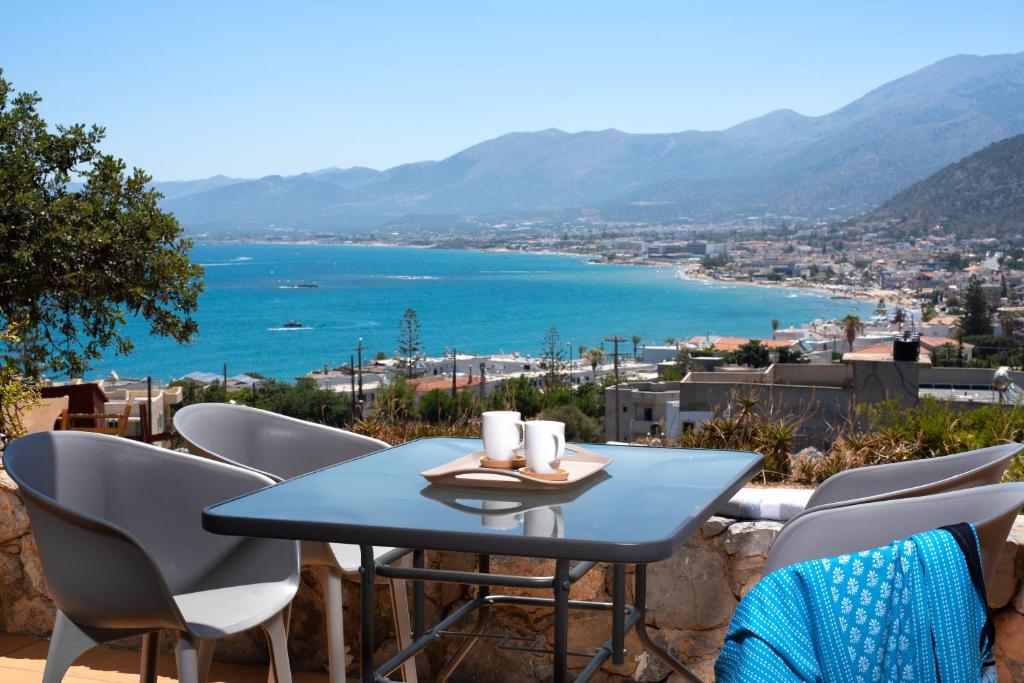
158,51,1024,234
868,133,1024,235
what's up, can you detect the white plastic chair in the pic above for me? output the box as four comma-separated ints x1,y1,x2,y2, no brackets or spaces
174,403,417,682
3,431,300,683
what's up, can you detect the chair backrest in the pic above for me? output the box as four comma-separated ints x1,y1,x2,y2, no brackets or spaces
3,431,280,630
174,403,389,482
765,482,1024,588
62,403,133,436
20,396,69,434
802,443,1021,513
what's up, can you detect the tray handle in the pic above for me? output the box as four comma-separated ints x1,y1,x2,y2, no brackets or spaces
431,466,527,485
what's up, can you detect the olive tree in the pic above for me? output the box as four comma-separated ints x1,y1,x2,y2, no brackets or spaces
0,71,204,377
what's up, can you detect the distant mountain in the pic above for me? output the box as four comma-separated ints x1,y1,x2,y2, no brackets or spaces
160,51,1024,233
867,133,1024,235
150,175,245,200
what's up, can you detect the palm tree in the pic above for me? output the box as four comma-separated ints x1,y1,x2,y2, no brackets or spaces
842,314,863,352
770,319,780,338
631,335,642,359
578,344,587,361
585,348,605,378
665,336,677,348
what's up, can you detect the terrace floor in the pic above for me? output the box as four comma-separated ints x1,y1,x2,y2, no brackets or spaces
0,634,332,683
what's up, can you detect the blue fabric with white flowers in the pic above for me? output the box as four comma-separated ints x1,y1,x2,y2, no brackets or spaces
715,525,993,682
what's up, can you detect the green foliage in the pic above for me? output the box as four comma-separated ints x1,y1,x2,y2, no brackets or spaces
631,335,642,358
0,326,39,439
671,392,799,480
417,389,476,424
570,380,607,419
931,342,965,367
728,339,771,368
173,377,354,429
660,349,693,380
484,376,545,418
0,71,204,377
172,379,227,405
375,374,417,421
397,309,423,377
959,275,994,336
660,394,1024,485
862,398,1024,481
841,314,863,351
869,133,1024,237
776,347,807,364
540,404,604,443
539,326,564,385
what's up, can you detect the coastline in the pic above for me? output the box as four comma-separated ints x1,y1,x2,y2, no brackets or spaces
197,237,898,309
98,241,882,381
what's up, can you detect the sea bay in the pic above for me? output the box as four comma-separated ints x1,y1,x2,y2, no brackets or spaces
96,243,874,381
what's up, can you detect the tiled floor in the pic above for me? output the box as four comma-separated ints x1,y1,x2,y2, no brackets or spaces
0,634,331,683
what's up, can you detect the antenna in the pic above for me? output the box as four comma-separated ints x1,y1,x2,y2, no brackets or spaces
605,335,627,441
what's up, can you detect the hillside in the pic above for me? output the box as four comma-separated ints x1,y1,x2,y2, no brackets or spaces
868,133,1024,235
159,51,1024,233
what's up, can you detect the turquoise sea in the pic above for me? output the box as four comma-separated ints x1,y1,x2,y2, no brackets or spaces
99,243,873,381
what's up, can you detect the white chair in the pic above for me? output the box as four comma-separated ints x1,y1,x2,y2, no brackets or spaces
174,403,417,682
3,431,300,683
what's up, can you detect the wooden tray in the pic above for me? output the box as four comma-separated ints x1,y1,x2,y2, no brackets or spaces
420,445,611,490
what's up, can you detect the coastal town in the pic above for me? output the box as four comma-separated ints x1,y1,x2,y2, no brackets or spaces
232,208,1022,309
11,8,1024,682
41,190,1024,449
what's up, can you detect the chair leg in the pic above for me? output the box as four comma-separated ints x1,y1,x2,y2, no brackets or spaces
388,578,418,683
266,601,295,683
140,631,160,683
261,610,293,683
197,639,216,683
42,610,102,683
316,565,347,683
174,633,200,683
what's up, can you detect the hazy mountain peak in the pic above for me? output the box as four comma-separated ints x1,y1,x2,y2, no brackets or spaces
162,51,1024,233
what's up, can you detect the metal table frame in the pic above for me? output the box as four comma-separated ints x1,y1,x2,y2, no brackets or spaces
365,548,698,683
202,439,763,682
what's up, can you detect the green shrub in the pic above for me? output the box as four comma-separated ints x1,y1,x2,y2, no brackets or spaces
540,404,604,443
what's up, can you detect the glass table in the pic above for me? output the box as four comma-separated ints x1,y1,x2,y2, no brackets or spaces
203,437,762,682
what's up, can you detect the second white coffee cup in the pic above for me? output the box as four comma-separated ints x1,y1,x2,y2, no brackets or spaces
524,420,566,473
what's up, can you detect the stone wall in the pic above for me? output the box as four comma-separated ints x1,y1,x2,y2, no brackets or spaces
3,467,1024,681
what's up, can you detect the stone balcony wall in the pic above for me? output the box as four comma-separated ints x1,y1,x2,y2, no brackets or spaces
3,469,1024,681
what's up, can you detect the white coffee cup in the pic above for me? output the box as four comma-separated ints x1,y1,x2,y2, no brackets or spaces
481,500,523,530
524,420,566,473
482,411,525,462
524,505,564,538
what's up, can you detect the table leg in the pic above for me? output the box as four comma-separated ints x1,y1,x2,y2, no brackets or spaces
437,554,490,682
360,545,376,683
612,564,626,666
553,559,570,683
633,564,701,683
412,549,425,640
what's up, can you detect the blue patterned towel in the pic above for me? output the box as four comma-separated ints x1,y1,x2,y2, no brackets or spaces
715,524,995,682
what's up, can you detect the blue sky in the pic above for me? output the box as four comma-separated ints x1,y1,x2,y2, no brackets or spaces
3,1,1022,180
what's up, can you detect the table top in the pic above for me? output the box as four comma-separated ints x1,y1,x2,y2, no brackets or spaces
203,438,762,564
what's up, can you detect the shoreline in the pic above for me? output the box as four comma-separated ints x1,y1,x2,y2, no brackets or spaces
200,237,900,307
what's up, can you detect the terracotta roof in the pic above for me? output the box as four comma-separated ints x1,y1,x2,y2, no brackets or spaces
920,336,973,350
853,343,893,357
408,376,482,394
708,337,800,352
